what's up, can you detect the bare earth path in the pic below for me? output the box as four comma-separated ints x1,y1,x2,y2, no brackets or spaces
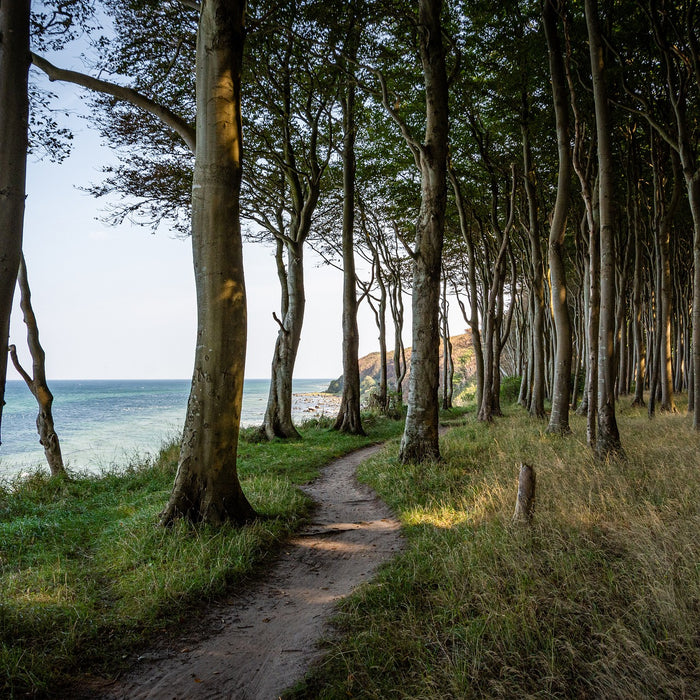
99,442,402,700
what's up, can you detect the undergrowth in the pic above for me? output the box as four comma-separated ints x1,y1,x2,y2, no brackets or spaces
0,412,405,697
289,400,700,699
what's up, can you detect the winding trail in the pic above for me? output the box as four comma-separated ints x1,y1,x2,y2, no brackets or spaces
100,442,402,699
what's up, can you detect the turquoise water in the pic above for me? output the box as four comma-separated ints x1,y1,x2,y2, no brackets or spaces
0,378,332,477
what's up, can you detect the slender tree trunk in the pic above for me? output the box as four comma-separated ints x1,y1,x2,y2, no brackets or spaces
333,38,364,435
161,0,255,526
8,255,65,477
631,200,646,406
264,242,304,439
521,119,546,419
399,0,448,463
586,0,624,459
544,0,572,435
0,0,30,443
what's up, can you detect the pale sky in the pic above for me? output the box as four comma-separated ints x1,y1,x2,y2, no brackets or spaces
8,62,466,383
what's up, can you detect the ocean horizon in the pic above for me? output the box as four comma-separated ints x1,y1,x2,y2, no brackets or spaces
0,378,335,478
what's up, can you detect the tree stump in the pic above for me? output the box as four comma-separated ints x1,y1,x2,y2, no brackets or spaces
513,463,536,525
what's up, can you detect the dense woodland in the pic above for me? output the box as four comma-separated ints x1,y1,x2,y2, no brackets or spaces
1,0,699,524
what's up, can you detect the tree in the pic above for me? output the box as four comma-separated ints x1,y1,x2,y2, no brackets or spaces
332,3,365,435
543,0,573,435
8,255,65,477
0,0,31,445
396,0,449,463
585,0,624,460
160,0,255,525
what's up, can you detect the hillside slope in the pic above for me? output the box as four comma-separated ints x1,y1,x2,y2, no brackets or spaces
327,331,476,395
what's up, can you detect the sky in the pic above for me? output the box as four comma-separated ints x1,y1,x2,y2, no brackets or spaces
8,54,466,383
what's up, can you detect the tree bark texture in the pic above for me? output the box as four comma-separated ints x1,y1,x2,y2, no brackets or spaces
521,122,546,419
399,0,448,463
586,0,624,460
8,256,66,476
543,0,573,435
513,463,536,525
0,0,30,444
161,0,255,526
334,44,364,435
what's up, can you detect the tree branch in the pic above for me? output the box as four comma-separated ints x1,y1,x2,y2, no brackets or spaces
30,52,196,152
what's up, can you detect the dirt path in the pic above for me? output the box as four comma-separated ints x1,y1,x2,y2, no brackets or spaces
99,442,402,699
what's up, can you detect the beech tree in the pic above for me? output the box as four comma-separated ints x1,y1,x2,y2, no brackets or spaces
0,0,31,445
393,0,449,462
9,255,65,477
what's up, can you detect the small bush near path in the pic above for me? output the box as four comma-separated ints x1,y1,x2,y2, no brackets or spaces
290,400,700,699
0,414,405,697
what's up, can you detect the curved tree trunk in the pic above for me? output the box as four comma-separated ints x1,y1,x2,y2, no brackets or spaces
543,0,572,435
0,0,30,444
585,0,624,460
264,241,304,439
333,40,364,435
399,0,448,463
9,255,66,476
161,0,255,526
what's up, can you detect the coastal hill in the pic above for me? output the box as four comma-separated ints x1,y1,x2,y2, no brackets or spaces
327,331,477,395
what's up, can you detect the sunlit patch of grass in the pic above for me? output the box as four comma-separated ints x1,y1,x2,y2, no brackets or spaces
290,397,700,699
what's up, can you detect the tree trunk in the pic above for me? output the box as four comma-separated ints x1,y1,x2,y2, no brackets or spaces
521,119,546,419
161,0,255,526
9,255,65,477
263,241,304,439
0,0,30,444
333,38,364,435
586,0,624,460
544,0,572,435
399,0,448,463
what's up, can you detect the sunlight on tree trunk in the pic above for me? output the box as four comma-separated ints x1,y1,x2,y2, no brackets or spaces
160,0,255,526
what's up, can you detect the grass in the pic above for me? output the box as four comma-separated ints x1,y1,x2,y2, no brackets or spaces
288,398,700,699
0,412,405,698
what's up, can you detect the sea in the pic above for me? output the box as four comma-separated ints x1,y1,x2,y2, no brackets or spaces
0,378,333,479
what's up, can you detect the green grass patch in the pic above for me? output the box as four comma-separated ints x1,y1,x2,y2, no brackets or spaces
290,401,700,699
0,413,405,697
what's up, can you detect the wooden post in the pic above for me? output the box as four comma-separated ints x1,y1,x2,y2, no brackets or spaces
513,463,536,525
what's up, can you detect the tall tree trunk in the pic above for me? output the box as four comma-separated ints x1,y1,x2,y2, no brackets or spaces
585,0,624,459
657,150,681,412
8,255,65,477
544,0,573,435
333,35,364,435
0,0,30,444
631,193,646,407
399,0,448,463
161,0,255,526
521,118,546,419
264,241,304,439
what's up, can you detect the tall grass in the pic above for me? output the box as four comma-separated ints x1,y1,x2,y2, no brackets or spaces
0,414,405,697
291,401,700,698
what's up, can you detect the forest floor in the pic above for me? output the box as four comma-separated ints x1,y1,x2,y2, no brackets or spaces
77,442,403,699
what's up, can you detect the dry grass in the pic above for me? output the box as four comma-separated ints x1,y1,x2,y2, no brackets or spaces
290,400,700,699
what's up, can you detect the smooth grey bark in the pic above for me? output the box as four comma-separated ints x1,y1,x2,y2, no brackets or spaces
264,241,305,439
543,0,572,435
585,0,624,460
655,146,681,412
398,0,449,463
521,119,546,419
0,0,30,444
333,36,364,435
8,255,65,477
161,0,255,526
631,186,646,406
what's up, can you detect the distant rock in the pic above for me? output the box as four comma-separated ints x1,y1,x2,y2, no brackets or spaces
326,331,476,394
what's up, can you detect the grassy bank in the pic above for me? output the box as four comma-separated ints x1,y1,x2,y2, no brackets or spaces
0,414,405,697
291,401,700,698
